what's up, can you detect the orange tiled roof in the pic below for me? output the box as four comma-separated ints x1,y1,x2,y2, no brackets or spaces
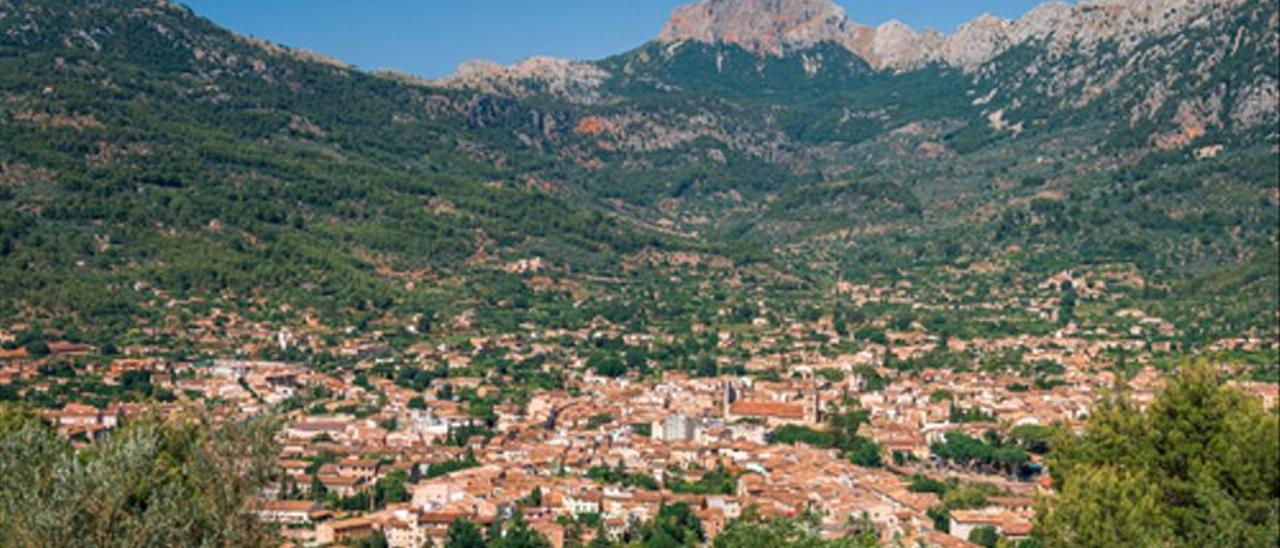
326,517,373,531
258,500,321,513
950,510,1005,524
730,401,806,419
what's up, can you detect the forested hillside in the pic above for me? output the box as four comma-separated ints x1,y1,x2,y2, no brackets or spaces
0,0,1276,347
0,0,703,341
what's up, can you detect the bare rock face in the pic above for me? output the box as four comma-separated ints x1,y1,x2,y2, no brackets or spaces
658,0,866,56
433,56,610,104
1232,77,1279,129
866,20,943,69
945,14,1013,68
656,0,1252,71
655,0,1020,70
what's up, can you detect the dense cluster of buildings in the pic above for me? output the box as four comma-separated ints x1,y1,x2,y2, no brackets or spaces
2,267,1276,547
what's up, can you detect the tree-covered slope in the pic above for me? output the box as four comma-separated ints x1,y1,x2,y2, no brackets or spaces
0,0,696,331
545,0,1279,339
0,0,1276,344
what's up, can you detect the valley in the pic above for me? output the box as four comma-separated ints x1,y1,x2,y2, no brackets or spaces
0,0,1276,546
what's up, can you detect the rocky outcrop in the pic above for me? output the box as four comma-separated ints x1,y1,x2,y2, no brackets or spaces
656,0,1253,71
433,56,610,104
658,0,864,56
963,0,1276,141
1231,77,1279,129
433,0,1275,148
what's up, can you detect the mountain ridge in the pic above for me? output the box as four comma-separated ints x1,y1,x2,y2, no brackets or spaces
436,0,1253,91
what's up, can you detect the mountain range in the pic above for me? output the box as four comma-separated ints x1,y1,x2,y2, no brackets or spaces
658,0,1258,70
0,0,1276,345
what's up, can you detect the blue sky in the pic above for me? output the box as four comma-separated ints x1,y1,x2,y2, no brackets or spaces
180,1,1049,78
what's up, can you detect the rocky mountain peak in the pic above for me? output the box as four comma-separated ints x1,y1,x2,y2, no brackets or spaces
654,0,990,69
658,0,864,56
436,0,1260,102
656,0,1250,71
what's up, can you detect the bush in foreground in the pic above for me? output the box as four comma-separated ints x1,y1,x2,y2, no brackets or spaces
0,406,279,546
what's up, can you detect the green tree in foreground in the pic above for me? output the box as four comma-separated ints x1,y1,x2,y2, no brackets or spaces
488,511,552,548
446,518,486,548
1035,361,1279,547
713,507,877,548
968,525,999,548
0,405,279,546
625,502,704,547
